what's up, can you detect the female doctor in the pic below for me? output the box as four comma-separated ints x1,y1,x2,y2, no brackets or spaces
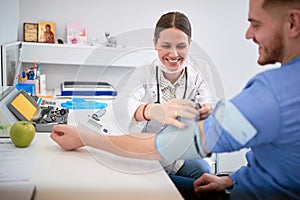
115,11,218,179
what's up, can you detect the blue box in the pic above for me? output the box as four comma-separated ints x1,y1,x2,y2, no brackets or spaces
15,83,35,95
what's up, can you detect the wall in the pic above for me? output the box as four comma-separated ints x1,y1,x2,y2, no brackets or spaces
0,0,19,85
18,0,275,172
18,0,268,98
0,0,19,45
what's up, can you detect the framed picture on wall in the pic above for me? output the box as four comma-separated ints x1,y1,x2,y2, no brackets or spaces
23,23,38,42
38,21,56,43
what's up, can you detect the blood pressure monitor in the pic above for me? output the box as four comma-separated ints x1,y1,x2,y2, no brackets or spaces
0,87,68,136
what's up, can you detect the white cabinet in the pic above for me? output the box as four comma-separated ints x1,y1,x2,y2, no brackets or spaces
19,42,156,90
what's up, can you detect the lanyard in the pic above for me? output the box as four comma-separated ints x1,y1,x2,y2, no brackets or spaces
155,66,188,103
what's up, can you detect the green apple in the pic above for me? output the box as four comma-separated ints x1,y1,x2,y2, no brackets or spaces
10,121,36,148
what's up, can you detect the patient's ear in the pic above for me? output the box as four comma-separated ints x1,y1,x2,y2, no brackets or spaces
288,9,300,38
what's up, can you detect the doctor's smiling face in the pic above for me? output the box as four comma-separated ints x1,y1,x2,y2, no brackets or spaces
153,12,192,73
154,27,190,71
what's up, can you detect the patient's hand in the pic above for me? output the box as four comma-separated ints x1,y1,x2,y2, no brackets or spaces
193,173,233,198
199,103,213,120
51,125,84,150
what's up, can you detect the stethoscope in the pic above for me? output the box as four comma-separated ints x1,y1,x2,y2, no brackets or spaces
155,65,188,103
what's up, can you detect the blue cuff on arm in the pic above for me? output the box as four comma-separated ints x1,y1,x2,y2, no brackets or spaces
155,117,207,161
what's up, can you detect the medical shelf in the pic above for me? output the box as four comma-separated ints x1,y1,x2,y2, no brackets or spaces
21,42,156,67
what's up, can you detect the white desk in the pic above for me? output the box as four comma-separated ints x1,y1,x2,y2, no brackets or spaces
0,103,183,200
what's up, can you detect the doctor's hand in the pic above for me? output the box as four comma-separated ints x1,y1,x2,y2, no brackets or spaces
144,99,199,129
51,124,84,150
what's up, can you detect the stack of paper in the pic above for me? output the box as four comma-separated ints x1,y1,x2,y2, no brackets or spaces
56,81,117,98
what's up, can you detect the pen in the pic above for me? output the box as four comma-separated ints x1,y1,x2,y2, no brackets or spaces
33,62,38,79
37,61,41,78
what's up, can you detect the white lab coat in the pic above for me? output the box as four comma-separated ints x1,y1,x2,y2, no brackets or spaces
113,55,217,174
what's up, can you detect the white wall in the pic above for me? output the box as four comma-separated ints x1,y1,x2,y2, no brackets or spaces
18,0,267,98
0,0,19,45
0,0,19,85
18,0,274,172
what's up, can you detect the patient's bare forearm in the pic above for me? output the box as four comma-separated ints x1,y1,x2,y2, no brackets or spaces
82,132,162,160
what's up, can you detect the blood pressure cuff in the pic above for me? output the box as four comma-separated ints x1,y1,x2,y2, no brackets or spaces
155,117,207,161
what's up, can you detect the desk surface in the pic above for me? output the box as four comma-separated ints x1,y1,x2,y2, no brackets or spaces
0,133,183,200
0,105,183,200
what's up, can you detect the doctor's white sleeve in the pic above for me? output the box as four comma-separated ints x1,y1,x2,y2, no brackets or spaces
192,57,219,107
112,68,148,133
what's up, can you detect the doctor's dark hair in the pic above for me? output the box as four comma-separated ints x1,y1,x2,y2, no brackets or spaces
154,11,192,43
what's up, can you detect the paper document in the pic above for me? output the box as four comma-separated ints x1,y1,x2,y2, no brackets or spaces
0,139,34,182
